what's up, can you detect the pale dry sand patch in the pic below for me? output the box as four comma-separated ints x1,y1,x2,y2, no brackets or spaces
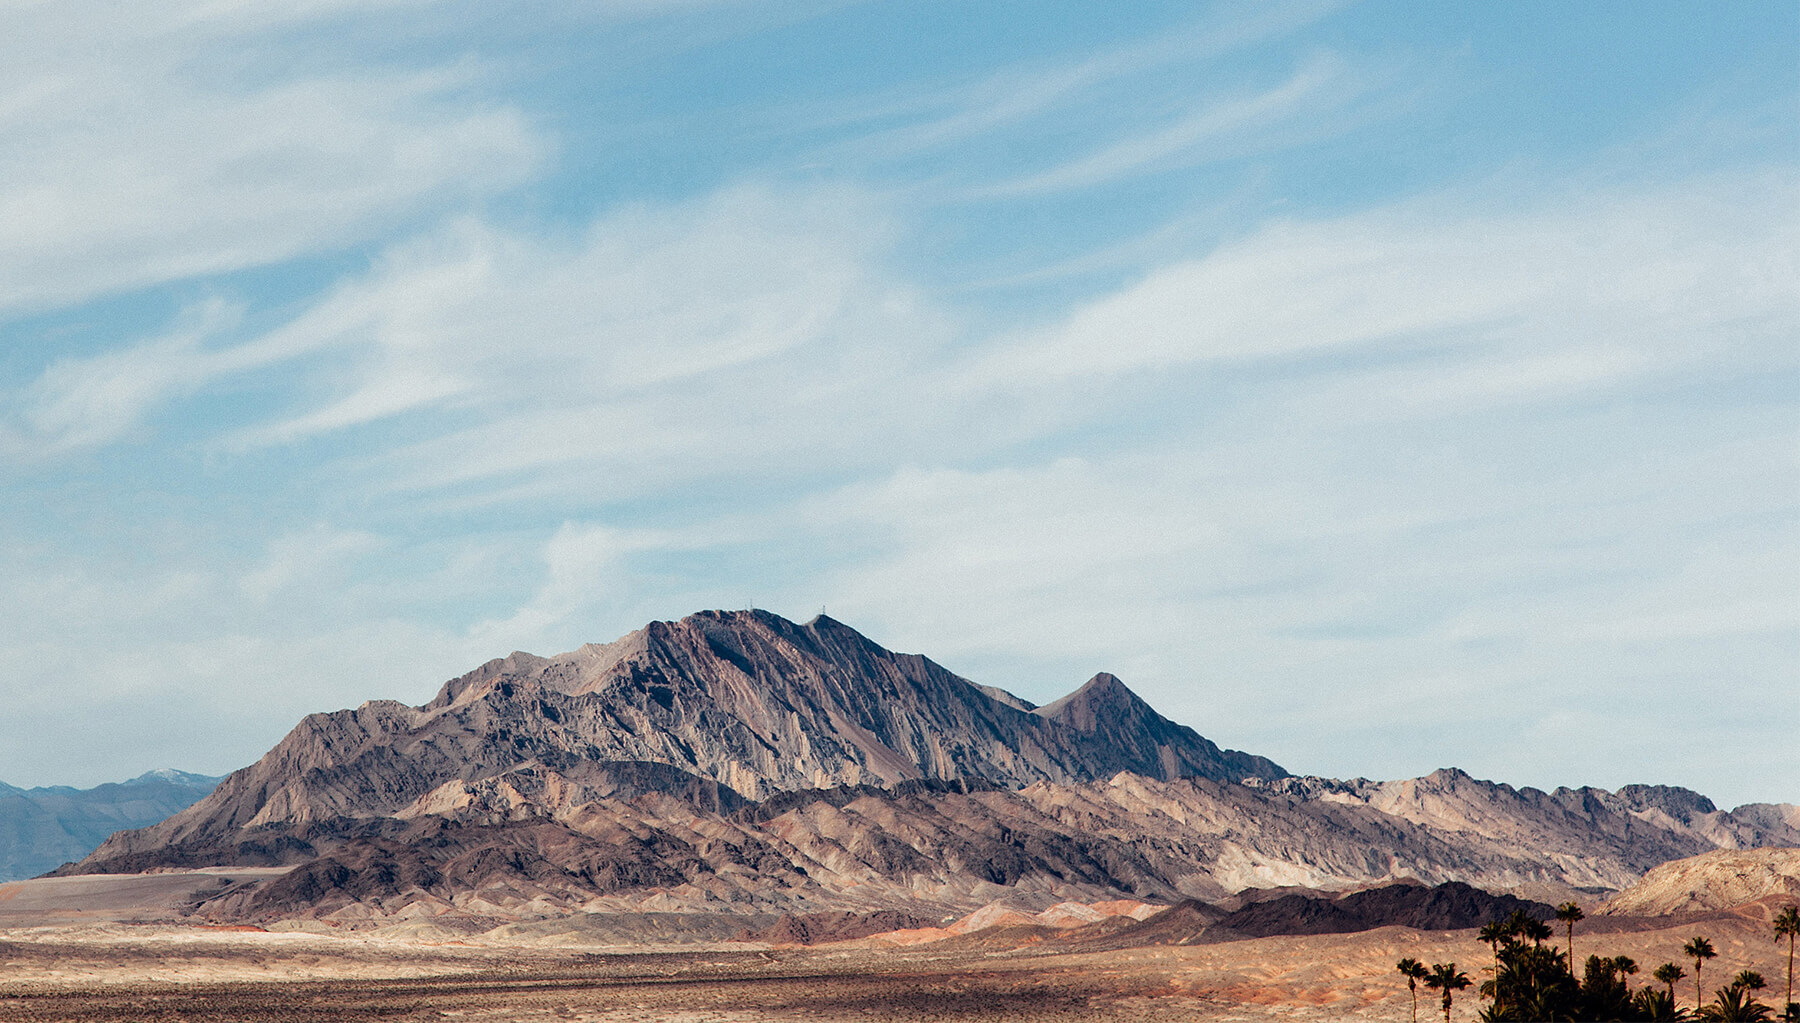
0,911,1791,1021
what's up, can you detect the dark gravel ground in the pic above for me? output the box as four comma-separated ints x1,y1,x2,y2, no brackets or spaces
0,955,1201,1022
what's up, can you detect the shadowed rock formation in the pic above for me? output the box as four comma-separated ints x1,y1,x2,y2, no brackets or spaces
741,910,935,945
1205,881,1553,939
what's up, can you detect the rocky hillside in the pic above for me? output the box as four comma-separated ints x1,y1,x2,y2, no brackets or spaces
0,770,220,880
63,769,1800,931
79,610,1281,864
1204,881,1553,940
1600,847,1800,916
57,610,1799,929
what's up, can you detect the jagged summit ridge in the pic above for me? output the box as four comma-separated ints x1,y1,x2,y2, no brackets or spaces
82,609,1284,864
415,610,1285,800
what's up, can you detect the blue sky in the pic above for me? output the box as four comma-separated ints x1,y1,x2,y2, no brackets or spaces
2,0,1795,808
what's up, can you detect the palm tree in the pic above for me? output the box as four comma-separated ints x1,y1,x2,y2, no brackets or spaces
1687,937,1719,1010
1699,983,1774,1021
1580,955,1640,1020
1774,904,1799,1018
1478,920,1509,1010
1655,961,1687,1004
1501,909,1535,943
1557,902,1585,966
1632,985,1684,1021
1485,940,1577,1019
1425,962,1471,1023
1479,919,1508,954
1398,957,1429,1023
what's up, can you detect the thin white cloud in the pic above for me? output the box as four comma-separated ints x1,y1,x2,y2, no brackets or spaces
0,2,544,316
462,522,686,655
239,526,383,603
813,0,1347,163
6,299,241,454
977,54,1359,198
214,186,950,485
965,170,1797,390
3,185,941,466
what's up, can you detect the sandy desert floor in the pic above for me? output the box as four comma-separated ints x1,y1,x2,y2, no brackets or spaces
1,872,1791,1022
1,912,1791,1023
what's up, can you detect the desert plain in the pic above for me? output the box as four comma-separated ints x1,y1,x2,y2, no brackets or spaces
2,872,1791,1023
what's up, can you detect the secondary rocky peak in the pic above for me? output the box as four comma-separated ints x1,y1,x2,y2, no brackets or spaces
1615,784,1717,820
1034,671,1285,785
1034,672,1144,733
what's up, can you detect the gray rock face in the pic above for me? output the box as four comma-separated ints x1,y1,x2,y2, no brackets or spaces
64,771,1800,929
82,610,1283,863
58,610,1798,928
1033,672,1278,784
0,770,220,880
1241,768,1793,878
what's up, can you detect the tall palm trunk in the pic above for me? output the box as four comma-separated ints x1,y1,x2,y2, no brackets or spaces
1786,927,1794,1015
1775,907,1800,1017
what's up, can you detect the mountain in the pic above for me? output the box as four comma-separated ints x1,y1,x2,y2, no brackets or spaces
0,770,221,880
66,769,1797,931
79,610,1282,865
57,610,1800,931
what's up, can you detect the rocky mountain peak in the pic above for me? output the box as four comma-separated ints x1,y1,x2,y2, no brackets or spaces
50,610,1800,927
1032,671,1284,785
1034,672,1142,733
78,610,1286,864
1615,784,1717,820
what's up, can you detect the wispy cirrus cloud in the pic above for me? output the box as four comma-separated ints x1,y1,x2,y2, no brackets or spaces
0,296,271,456
0,1,544,317
3,184,939,467
965,170,1797,389
213,186,950,491
817,0,1348,166
972,53,1366,198
1,0,1793,811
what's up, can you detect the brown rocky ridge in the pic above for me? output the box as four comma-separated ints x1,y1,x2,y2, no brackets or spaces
1599,846,1800,916
57,609,1800,934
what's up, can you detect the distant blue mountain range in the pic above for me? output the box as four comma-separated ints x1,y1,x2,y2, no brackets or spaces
0,770,222,881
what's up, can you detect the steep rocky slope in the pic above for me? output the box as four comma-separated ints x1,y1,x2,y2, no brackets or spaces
58,610,1799,930
81,610,1280,865
1600,847,1800,916
65,770,1800,931
0,770,220,880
